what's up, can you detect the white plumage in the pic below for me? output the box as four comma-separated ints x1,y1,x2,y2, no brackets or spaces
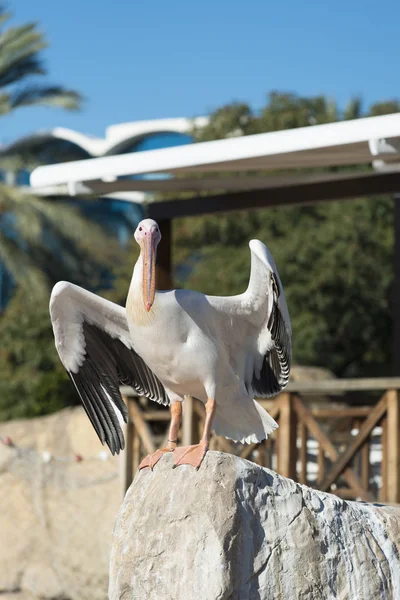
50,219,291,467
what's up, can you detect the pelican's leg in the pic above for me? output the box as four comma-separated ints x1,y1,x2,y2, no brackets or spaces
138,401,182,470
173,398,216,470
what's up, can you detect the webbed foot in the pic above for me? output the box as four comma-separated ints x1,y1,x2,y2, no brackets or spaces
172,441,208,470
139,447,174,470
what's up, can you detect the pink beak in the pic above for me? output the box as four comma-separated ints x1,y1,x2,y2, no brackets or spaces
142,231,156,311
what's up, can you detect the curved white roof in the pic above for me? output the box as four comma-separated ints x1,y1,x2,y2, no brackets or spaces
104,117,208,154
5,116,208,158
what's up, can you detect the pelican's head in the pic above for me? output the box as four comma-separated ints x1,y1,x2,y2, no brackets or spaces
134,219,161,312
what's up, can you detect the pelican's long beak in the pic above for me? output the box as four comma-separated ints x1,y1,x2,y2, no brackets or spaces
142,232,157,311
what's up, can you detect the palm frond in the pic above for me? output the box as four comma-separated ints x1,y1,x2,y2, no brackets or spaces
0,23,47,84
0,54,45,87
0,185,124,298
0,6,82,115
0,185,120,259
10,85,82,110
0,24,46,56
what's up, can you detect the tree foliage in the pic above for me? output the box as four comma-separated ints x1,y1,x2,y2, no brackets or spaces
176,92,400,377
0,290,78,420
174,198,394,377
0,187,122,299
0,4,122,420
194,92,400,142
0,5,82,117
0,3,89,297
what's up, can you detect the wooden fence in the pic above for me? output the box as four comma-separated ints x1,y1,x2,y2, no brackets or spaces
120,378,400,504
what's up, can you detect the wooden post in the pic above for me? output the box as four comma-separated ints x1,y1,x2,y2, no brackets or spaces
193,399,208,445
256,443,266,467
121,396,134,495
361,438,370,494
182,395,194,446
277,393,297,480
299,423,307,485
386,389,400,503
381,417,388,503
355,417,371,495
129,399,156,455
317,445,325,485
265,439,273,470
132,428,140,474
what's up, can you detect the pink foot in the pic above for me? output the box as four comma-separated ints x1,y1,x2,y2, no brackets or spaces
139,448,173,470
172,442,209,470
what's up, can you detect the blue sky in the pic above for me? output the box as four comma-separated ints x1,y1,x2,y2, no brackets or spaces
2,0,399,143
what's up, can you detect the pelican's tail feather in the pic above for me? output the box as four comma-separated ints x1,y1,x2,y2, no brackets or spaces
212,399,278,445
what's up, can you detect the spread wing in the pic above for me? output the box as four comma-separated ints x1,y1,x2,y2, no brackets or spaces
207,239,292,398
50,281,169,455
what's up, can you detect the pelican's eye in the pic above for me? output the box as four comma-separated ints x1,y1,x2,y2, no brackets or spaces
139,227,142,231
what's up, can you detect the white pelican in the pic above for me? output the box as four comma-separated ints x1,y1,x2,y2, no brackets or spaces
50,219,291,469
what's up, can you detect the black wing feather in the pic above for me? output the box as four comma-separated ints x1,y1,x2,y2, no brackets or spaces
251,278,292,398
68,322,169,455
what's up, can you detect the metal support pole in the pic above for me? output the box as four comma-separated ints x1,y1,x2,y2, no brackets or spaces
156,219,173,290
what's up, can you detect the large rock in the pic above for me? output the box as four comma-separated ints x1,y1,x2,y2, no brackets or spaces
110,452,400,600
0,407,122,600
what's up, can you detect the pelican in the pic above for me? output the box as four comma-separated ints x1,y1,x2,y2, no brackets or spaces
50,219,291,469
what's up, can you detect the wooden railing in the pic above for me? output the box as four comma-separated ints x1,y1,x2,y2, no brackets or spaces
120,378,400,503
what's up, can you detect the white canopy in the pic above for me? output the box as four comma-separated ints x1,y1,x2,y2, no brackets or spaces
30,113,400,195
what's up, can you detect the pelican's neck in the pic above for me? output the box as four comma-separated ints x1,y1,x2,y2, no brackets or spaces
126,252,157,325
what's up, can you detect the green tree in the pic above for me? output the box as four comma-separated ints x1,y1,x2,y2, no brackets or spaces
0,289,79,420
177,92,400,377
0,5,125,420
369,100,400,117
258,92,338,132
0,4,94,296
0,187,121,300
174,198,394,378
0,6,81,117
344,97,362,120
0,192,124,419
192,102,256,141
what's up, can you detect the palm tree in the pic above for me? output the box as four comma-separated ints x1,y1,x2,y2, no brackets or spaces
0,5,123,302
0,186,122,301
0,6,81,117
0,6,128,419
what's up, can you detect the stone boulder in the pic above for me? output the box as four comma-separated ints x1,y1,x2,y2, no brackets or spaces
110,451,400,600
0,407,122,600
